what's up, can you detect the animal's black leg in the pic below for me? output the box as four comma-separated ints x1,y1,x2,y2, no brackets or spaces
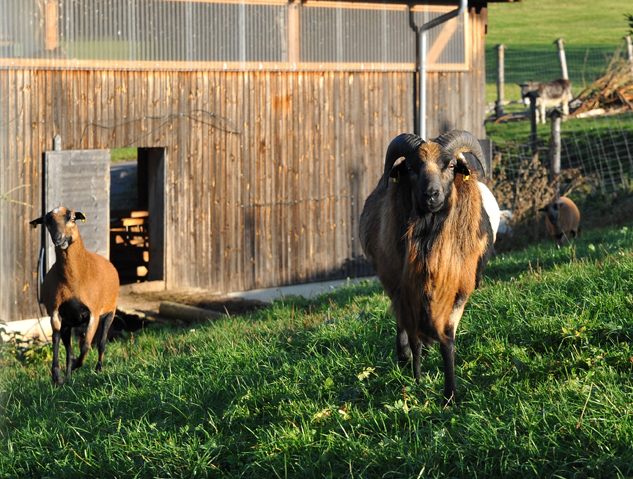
96,311,115,372
410,335,423,383
440,336,458,405
51,327,63,386
73,313,98,371
61,327,75,382
396,325,412,366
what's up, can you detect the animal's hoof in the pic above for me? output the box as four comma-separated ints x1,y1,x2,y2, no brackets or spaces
52,369,64,386
397,355,411,367
95,363,102,373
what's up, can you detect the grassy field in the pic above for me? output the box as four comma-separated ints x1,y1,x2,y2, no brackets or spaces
487,0,632,50
485,0,632,104
2,222,633,478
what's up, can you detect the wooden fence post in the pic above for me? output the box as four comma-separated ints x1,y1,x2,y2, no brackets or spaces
550,109,561,194
625,35,633,74
555,38,568,80
495,44,505,118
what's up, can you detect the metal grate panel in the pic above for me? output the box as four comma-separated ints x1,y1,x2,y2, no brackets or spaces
0,0,467,72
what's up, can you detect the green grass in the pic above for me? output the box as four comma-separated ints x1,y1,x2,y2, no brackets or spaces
486,111,633,146
485,0,632,104
110,147,137,163
487,0,632,50
2,223,633,478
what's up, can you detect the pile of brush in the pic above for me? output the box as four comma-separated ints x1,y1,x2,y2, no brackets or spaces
572,58,633,116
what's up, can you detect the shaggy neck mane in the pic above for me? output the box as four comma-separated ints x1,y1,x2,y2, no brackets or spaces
405,175,484,286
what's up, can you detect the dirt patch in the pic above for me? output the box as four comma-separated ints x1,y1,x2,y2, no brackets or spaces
118,289,270,318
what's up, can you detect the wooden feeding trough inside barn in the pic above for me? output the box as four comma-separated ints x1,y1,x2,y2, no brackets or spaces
110,210,151,284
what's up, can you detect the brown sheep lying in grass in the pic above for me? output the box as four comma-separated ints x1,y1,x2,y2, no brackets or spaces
539,197,580,247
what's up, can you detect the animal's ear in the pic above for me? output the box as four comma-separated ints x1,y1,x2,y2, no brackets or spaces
538,206,548,212
29,216,45,228
388,157,408,183
453,158,471,181
75,211,86,222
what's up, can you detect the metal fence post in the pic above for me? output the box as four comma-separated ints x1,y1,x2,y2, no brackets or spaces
555,38,568,80
625,35,633,74
550,110,561,194
495,44,505,118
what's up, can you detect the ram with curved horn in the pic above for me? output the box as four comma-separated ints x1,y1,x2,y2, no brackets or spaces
360,130,495,404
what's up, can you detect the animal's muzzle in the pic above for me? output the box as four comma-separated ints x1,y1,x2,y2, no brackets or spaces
419,189,445,213
53,234,71,250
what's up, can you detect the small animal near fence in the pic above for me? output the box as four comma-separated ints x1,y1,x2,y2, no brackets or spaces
489,110,633,234
487,36,633,243
491,36,633,118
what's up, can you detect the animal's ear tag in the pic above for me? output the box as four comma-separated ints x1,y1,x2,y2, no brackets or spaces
454,162,471,181
392,171,400,183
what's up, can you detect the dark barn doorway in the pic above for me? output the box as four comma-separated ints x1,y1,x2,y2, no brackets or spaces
109,148,165,285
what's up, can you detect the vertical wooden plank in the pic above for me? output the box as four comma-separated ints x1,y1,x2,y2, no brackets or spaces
15,69,26,316
0,71,9,319
211,70,222,291
305,72,316,282
227,72,239,291
86,70,96,148
7,70,17,316
285,72,295,286
261,71,270,287
218,71,228,290
244,70,255,290
21,70,34,316
199,71,210,289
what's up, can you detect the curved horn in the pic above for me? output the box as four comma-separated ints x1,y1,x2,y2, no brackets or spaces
382,133,424,187
433,129,486,176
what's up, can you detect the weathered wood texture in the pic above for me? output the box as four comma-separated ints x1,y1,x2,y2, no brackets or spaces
0,69,412,320
0,7,487,321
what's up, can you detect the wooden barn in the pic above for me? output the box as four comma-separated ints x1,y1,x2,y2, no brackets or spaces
0,0,518,323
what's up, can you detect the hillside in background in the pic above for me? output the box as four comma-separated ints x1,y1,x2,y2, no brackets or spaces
487,0,631,49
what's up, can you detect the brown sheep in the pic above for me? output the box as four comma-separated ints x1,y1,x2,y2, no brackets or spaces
359,130,494,404
538,197,580,247
30,206,120,385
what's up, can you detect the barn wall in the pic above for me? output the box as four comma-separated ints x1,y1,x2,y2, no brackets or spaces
0,6,488,322
0,69,413,321
426,5,487,139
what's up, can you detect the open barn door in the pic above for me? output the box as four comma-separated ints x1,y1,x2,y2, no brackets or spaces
42,150,111,272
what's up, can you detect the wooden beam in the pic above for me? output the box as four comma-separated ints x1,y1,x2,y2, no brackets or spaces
44,0,58,51
288,1,300,64
0,58,417,72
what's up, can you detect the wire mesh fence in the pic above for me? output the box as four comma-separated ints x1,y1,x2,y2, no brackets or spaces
490,111,633,216
486,45,623,93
